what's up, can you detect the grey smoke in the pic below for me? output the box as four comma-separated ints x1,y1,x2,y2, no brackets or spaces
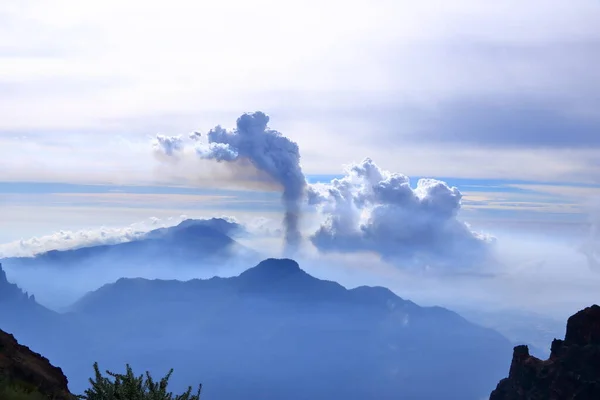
189,131,202,141
195,112,306,253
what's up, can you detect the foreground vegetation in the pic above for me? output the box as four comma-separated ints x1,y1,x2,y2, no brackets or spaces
0,363,202,400
0,381,46,400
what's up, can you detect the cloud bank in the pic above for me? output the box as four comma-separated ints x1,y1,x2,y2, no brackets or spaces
0,214,277,259
0,216,188,258
308,158,495,269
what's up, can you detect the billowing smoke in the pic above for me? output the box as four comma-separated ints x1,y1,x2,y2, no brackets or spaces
189,131,202,141
194,112,306,254
308,158,494,269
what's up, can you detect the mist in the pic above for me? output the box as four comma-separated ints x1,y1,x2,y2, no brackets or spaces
1,200,597,399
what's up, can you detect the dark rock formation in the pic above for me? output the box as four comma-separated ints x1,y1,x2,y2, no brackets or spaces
0,328,74,400
490,304,600,400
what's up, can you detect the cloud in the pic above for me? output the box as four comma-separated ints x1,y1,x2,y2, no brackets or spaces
308,158,494,269
152,134,184,158
403,98,600,149
2,0,600,186
0,213,283,259
0,216,188,257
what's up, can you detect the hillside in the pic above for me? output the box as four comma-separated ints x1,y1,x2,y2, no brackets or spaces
64,258,512,400
0,328,74,400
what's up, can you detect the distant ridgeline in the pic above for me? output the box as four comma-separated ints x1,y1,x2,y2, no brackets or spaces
7,257,578,400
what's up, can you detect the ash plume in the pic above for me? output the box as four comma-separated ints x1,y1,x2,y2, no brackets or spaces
195,112,306,254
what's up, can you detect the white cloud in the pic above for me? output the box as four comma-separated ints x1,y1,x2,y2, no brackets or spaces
0,213,287,258
0,216,188,257
308,158,494,269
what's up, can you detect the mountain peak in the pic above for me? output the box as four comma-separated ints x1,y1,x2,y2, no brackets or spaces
238,258,305,283
565,303,600,346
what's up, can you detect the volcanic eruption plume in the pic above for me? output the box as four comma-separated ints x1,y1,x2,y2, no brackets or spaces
154,112,307,254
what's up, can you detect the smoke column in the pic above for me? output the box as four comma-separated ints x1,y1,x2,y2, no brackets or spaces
196,112,306,254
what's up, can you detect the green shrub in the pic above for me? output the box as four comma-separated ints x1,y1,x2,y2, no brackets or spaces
78,362,202,400
0,379,46,400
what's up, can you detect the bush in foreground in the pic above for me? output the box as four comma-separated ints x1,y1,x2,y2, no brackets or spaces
79,362,202,400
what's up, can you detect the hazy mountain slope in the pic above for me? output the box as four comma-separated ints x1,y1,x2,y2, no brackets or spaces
0,263,57,334
65,258,512,400
0,218,258,271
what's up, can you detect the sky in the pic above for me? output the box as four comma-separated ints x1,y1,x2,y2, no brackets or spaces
1,0,600,318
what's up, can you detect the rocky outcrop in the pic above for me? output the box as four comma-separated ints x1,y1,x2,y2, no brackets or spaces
0,328,74,399
490,304,600,400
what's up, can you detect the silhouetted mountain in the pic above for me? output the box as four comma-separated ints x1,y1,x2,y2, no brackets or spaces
61,258,512,400
0,262,83,381
0,218,258,271
144,217,247,240
490,304,600,400
0,328,74,400
0,263,57,330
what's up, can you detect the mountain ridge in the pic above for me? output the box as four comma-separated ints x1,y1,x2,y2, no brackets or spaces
0,218,257,269
490,304,600,399
2,258,514,399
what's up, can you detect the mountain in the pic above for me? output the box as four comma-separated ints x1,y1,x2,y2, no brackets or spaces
0,263,83,373
61,258,512,400
490,304,600,399
0,328,74,400
0,263,57,333
1,218,259,271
